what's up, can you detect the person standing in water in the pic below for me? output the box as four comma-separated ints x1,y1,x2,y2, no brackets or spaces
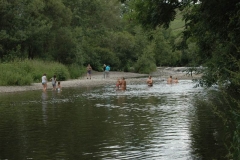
50,75,57,90
57,81,62,92
121,77,126,91
116,78,121,90
167,76,173,84
86,64,92,79
103,64,106,79
147,76,153,87
42,73,47,91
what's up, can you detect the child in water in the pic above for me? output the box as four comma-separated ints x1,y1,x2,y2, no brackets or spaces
50,75,57,90
57,81,62,92
116,78,121,90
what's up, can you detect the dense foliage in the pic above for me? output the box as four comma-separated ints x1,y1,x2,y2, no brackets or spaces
124,0,240,90
0,0,183,75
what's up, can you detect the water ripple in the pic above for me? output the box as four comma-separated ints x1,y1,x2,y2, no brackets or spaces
0,80,223,160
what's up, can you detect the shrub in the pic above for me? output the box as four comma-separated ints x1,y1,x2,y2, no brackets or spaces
68,64,85,79
54,66,70,81
0,67,32,86
0,59,71,86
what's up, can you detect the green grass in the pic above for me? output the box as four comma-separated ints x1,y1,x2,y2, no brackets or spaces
0,60,84,86
170,10,185,36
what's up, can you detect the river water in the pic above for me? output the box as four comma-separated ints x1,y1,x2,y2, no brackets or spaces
0,80,228,159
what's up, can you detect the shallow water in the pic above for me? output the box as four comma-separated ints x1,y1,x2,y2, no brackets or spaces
0,80,227,159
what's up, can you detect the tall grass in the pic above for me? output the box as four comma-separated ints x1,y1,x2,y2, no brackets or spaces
68,63,86,79
0,60,83,86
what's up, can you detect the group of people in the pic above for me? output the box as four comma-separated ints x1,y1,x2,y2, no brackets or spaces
147,75,178,87
167,76,179,84
41,73,62,92
116,77,127,90
87,64,111,79
42,63,178,92
115,75,179,91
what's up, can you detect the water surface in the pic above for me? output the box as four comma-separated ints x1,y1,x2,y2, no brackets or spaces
0,80,227,159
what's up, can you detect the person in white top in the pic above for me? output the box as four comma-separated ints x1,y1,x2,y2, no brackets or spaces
42,73,47,91
50,75,57,90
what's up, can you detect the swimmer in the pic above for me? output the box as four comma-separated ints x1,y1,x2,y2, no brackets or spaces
146,76,153,87
173,77,179,83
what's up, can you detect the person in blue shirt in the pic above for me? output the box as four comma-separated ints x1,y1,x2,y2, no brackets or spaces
105,65,110,78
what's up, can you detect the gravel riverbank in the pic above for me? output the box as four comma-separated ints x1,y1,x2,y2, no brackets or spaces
0,67,201,93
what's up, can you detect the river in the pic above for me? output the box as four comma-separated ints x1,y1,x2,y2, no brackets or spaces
0,80,228,159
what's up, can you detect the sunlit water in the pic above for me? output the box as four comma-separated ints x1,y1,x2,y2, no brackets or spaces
0,80,227,159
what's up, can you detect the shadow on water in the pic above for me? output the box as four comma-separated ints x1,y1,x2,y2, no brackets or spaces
0,80,232,159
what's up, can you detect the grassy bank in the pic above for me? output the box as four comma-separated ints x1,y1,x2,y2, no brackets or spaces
170,10,185,36
0,60,85,86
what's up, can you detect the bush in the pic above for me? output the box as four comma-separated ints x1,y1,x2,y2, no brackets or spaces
0,59,71,86
54,66,70,81
134,53,156,74
68,64,85,79
0,64,33,86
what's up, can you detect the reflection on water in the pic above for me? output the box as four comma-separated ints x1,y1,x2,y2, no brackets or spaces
0,80,228,159
42,91,48,124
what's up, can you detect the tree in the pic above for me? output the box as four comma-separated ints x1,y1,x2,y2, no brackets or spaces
134,43,156,73
124,0,240,89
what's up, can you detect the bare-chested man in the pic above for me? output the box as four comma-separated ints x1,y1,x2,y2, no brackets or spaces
147,76,153,87
121,77,126,90
167,76,173,84
86,64,92,79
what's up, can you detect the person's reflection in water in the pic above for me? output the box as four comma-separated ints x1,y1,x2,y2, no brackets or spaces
51,89,57,99
41,91,48,124
117,95,126,106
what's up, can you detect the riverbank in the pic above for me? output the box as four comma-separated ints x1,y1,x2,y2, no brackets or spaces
0,67,201,93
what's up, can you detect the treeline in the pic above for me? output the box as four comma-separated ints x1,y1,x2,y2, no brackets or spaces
0,0,188,74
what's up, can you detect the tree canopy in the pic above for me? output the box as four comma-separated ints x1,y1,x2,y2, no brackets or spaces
0,0,182,73
123,0,240,90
